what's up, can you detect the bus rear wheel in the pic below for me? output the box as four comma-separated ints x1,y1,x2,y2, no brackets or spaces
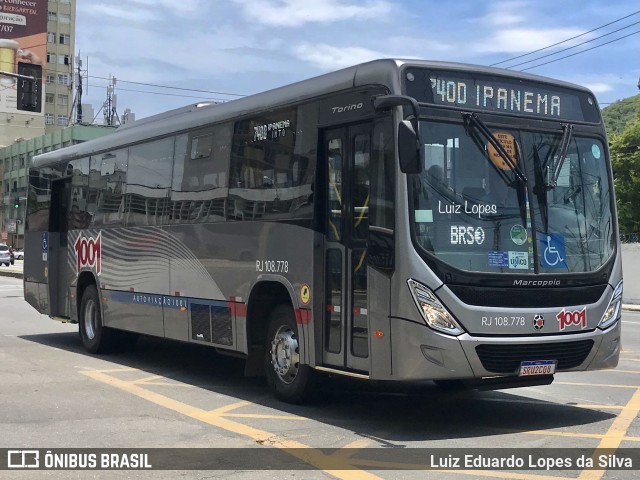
79,285,114,354
265,304,312,403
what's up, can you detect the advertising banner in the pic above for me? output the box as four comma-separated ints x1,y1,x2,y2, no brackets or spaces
0,0,47,115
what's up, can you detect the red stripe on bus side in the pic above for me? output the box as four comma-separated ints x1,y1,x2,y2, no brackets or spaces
295,309,311,325
227,300,247,317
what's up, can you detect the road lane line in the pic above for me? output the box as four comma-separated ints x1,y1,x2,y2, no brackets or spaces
225,413,307,420
81,369,381,480
578,387,640,480
81,368,580,480
555,382,638,389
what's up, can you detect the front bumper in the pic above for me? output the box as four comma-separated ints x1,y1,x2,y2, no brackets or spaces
385,316,620,381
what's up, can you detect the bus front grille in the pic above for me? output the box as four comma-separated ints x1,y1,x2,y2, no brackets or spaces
475,340,594,374
448,284,607,308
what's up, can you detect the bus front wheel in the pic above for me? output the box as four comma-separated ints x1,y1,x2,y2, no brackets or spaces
79,285,113,354
265,304,312,403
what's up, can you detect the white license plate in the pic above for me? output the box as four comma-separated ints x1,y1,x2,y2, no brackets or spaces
519,360,556,376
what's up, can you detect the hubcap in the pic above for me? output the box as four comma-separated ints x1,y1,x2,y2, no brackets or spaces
270,325,300,385
84,299,97,340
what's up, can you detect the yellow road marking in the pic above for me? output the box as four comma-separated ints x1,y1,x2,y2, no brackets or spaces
82,368,640,480
573,404,623,410
333,439,372,460
133,375,163,383
225,413,307,420
81,369,380,480
524,430,604,439
207,400,251,414
79,367,137,373
131,375,194,388
578,387,640,480
345,461,567,480
555,381,638,389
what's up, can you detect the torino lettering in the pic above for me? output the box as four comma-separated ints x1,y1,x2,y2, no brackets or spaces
556,307,587,331
74,233,102,275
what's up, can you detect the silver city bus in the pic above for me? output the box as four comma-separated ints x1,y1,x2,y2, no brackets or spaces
24,59,622,402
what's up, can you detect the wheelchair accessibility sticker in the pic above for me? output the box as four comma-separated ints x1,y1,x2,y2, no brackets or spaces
540,233,566,268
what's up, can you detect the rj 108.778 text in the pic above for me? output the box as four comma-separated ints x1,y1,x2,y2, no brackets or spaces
256,260,289,273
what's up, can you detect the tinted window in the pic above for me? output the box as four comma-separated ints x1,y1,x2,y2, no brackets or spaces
230,106,315,221
27,168,51,231
170,124,231,224
92,149,128,227
126,138,173,226
69,157,91,229
412,121,614,274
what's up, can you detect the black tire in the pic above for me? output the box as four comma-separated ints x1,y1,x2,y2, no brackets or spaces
264,304,312,403
79,285,114,354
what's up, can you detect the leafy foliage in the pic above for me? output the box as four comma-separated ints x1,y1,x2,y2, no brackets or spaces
602,94,640,137
609,117,640,234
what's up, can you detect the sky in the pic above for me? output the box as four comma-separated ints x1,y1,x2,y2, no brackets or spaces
75,0,640,122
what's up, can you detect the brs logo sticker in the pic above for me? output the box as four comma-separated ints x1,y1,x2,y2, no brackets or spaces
74,233,101,275
556,307,587,331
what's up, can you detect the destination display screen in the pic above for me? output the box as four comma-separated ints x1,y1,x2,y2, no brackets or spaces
403,67,601,123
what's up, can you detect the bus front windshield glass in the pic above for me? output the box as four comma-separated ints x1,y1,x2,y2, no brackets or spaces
411,120,614,274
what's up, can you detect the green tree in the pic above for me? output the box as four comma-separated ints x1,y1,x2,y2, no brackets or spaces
610,118,640,234
603,94,640,137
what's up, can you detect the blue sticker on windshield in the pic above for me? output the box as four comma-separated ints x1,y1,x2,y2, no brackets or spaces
592,144,601,159
488,251,508,267
540,233,567,268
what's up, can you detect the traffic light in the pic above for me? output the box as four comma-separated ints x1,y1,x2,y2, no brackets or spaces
17,63,42,112
14,197,19,209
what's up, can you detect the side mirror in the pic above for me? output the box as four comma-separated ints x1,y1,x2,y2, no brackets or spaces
398,121,421,174
373,94,422,174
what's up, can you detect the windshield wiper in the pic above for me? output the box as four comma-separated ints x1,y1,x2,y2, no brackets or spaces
545,123,573,189
462,112,527,186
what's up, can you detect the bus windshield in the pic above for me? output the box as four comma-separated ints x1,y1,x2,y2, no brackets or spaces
411,120,614,274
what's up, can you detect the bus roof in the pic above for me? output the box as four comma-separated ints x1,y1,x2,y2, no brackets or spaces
32,58,594,168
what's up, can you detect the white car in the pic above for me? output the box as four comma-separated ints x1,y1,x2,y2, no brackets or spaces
0,245,12,266
13,249,23,260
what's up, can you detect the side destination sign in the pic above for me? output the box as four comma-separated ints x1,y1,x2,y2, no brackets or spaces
403,68,600,123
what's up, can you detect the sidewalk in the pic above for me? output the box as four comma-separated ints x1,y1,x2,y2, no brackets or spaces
0,260,24,279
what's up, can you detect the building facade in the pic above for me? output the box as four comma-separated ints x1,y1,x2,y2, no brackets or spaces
0,0,77,147
0,124,115,247
45,0,77,132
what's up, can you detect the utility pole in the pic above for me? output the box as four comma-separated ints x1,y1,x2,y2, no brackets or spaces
75,56,83,123
103,76,120,126
70,53,89,125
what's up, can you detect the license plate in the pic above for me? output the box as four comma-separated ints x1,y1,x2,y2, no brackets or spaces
519,360,556,376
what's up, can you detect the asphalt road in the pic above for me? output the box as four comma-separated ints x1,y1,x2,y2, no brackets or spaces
1,275,639,479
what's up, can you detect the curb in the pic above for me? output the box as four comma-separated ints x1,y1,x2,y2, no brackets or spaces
0,271,23,279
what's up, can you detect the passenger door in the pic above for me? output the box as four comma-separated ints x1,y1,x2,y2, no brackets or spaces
322,124,371,372
48,177,71,317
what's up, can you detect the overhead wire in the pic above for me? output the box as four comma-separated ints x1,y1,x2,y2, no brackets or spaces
491,10,640,66
520,30,640,71
87,83,229,101
505,20,640,69
87,75,246,97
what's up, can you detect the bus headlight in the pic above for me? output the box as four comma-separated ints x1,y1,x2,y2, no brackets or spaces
407,279,464,336
598,280,623,330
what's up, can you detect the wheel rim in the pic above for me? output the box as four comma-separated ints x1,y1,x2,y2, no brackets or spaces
83,299,98,340
270,324,300,385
